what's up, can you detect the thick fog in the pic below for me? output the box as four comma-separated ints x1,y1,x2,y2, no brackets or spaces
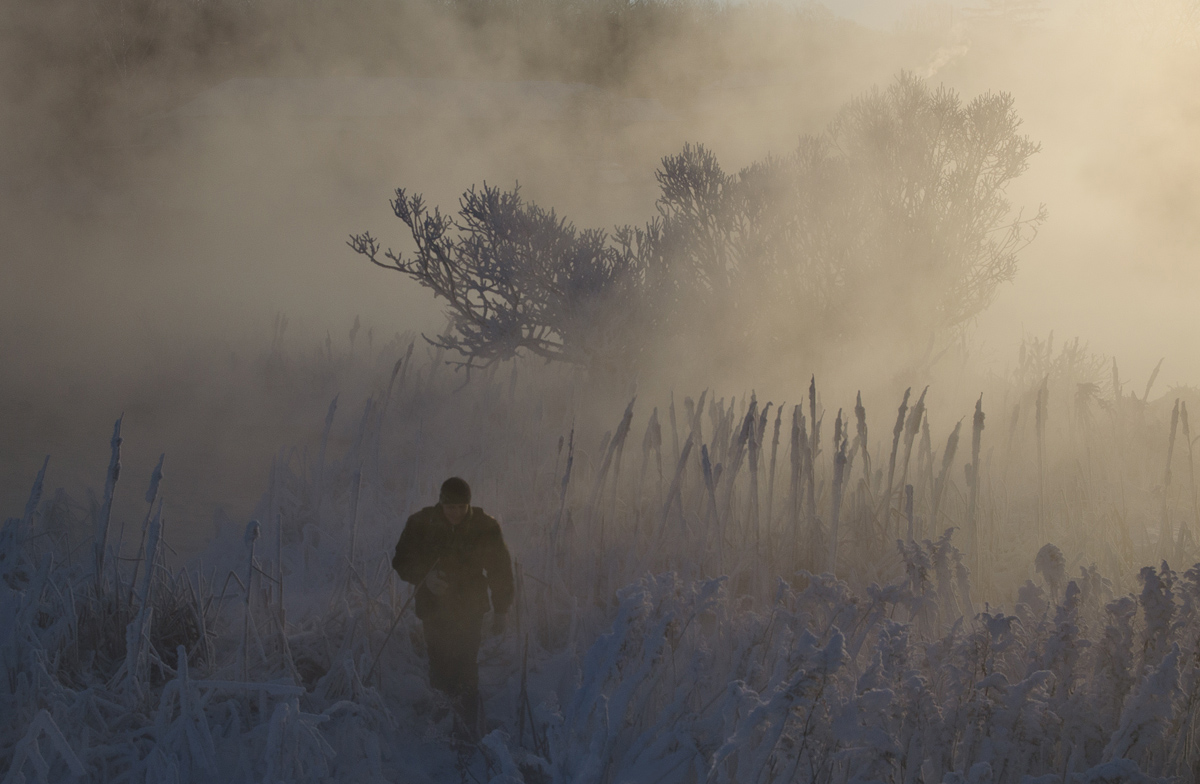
10,4,1200,781
3,0,1199,549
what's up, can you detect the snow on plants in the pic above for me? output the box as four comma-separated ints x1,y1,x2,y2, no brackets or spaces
4,341,1200,782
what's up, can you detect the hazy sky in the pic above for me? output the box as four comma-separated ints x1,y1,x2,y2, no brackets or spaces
3,0,1199,531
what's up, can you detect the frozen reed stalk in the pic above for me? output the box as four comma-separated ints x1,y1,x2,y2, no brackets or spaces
642,433,695,576
635,408,661,533
399,339,415,389
661,432,694,524
897,387,927,531
128,454,165,609
1163,398,1180,558
669,392,680,468
347,465,363,570
690,390,709,433
918,418,933,529
95,416,123,589
551,427,574,561
854,392,869,483
21,456,48,528
4,710,86,782
721,402,755,521
806,377,819,558
243,519,261,682
931,420,962,531
315,395,338,501
1182,401,1198,548
1035,375,1048,540
966,396,985,563
3,458,48,589
1005,403,1020,463
747,404,762,578
830,410,848,573
1143,357,1164,403
756,402,771,451
905,484,915,541
604,397,637,539
789,405,802,567
651,411,664,507
378,355,404,422
275,510,288,675
882,388,911,535
587,398,634,532
699,444,720,564
424,345,446,395
124,500,162,696
765,404,783,529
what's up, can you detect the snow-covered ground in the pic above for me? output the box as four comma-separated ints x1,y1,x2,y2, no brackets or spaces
4,340,1200,783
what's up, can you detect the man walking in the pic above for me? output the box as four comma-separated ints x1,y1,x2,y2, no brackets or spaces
392,477,513,733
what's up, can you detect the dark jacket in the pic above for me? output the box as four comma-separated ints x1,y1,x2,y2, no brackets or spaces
392,505,514,621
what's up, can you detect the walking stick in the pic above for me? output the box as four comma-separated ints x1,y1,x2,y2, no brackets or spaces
365,558,440,685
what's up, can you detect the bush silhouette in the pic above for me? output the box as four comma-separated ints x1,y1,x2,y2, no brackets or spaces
351,73,1044,376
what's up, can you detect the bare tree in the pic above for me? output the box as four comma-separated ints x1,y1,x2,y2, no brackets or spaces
349,184,651,371
352,73,1044,375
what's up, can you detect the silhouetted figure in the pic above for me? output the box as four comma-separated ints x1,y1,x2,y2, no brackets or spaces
392,477,513,734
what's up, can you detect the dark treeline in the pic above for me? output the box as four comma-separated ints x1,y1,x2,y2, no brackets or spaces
0,0,934,191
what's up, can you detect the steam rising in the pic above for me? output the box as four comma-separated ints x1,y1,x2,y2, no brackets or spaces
2,0,1199,542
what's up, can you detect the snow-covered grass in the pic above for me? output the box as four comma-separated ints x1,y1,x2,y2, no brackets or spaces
5,336,1200,782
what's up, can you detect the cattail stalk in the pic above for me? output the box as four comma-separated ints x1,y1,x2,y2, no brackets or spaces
721,404,756,519
315,396,338,504
765,404,784,532
95,416,123,591
789,406,802,569
1035,375,1048,541
634,408,661,539
669,392,680,470
1183,402,1198,551
747,408,762,580
896,387,928,527
639,433,695,577
551,427,575,567
966,396,985,564
829,411,848,572
605,397,637,534
905,484,915,541
881,388,911,536
701,445,721,573
1163,398,1180,558
919,416,934,539
243,519,261,681
806,378,820,561
127,454,164,609
125,500,162,695
931,420,962,532
854,392,870,484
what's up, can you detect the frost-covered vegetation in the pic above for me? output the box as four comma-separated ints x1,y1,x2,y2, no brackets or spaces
5,330,1200,783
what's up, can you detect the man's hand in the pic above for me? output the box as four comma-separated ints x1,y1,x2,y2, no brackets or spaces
491,612,508,637
426,569,449,597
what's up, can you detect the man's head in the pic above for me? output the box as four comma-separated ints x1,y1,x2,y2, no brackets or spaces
439,477,471,525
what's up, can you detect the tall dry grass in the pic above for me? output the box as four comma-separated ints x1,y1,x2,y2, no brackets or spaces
6,327,1200,780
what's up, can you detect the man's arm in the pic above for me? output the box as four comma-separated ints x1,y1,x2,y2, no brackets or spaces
392,513,433,586
481,517,514,615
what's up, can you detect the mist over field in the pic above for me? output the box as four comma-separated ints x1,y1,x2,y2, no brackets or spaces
3,0,1198,526
5,0,1200,781
3,0,1199,536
